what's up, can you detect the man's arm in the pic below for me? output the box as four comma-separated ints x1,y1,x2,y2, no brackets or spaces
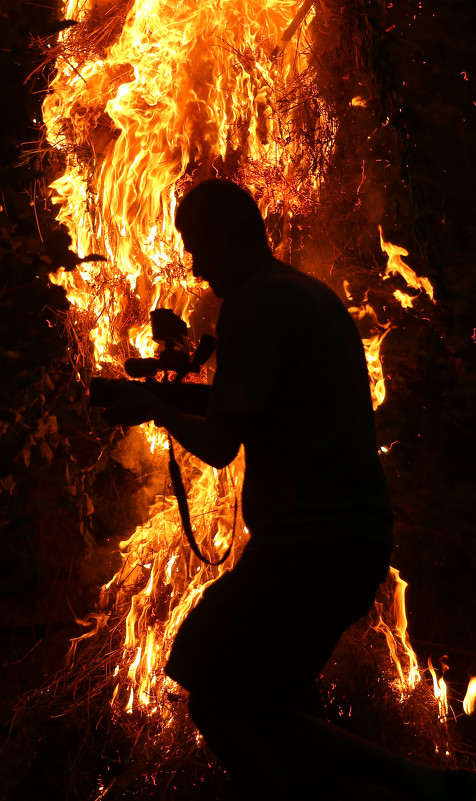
106,383,241,469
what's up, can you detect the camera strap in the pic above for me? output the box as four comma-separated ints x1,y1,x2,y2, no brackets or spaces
167,436,234,565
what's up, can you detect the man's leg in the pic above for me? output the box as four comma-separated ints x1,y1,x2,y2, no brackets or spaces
189,689,476,801
188,691,297,801
170,541,475,801
270,709,476,801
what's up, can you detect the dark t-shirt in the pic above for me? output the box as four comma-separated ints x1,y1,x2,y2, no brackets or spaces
209,261,393,546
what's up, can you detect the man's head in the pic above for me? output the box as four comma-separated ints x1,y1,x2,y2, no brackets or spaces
175,179,271,297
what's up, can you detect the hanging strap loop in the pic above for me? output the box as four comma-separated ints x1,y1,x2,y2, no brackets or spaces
167,436,234,566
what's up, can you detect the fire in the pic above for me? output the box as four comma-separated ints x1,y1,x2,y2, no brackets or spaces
42,0,442,728
373,567,421,695
346,229,435,410
379,225,435,307
44,0,333,375
43,0,336,714
346,297,392,410
373,573,453,721
463,677,476,715
428,657,449,721
351,96,368,107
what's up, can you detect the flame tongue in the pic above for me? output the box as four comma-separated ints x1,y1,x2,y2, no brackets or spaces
463,677,476,716
373,567,421,694
428,656,449,721
379,225,435,307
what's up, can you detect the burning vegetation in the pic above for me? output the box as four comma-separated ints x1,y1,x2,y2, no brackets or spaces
1,0,476,799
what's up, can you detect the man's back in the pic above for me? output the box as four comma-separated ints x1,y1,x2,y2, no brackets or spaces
210,260,392,544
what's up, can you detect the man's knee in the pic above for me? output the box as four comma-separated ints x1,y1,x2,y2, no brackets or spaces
188,688,236,736
187,690,208,733
188,684,282,744
188,688,242,759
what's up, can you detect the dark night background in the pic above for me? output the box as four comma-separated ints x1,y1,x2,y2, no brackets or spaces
0,0,475,798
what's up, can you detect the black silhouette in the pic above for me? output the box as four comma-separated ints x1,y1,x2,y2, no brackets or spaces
108,179,475,801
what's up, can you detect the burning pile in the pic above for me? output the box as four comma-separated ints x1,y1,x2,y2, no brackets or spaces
17,0,472,796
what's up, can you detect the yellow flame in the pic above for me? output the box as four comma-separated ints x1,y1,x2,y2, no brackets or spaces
428,657,449,721
347,229,436,409
463,677,476,715
44,0,335,378
379,226,435,305
351,96,368,107
393,288,414,309
373,567,421,695
348,302,392,410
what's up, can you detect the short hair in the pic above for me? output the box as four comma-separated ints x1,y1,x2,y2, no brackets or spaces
175,179,269,252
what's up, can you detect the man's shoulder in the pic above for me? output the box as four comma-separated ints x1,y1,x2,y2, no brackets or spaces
217,262,355,355
221,262,338,314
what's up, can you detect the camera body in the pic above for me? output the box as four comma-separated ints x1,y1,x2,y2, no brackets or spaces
89,309,214,419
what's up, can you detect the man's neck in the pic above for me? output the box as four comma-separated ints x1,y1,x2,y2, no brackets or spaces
223,250,281,296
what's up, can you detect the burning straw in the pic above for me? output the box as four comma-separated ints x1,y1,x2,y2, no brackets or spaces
40,0,340,722
8,0,473,798
11,577,460,800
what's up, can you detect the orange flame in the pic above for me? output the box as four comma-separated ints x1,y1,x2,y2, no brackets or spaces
346,298,392,410
351,96,368,107
428,656,449,721
373,567,421,695
463,677,476,715
346,229,436,410
379,225,435,307
44,0,334,375
44,0,337,715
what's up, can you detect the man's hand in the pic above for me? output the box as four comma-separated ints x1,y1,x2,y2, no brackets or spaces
104,382,240,469
105,384,165,427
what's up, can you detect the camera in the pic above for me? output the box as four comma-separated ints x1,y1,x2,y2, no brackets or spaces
89,309,214,419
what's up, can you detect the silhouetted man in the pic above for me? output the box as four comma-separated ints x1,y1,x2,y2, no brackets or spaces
109,179,475,801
